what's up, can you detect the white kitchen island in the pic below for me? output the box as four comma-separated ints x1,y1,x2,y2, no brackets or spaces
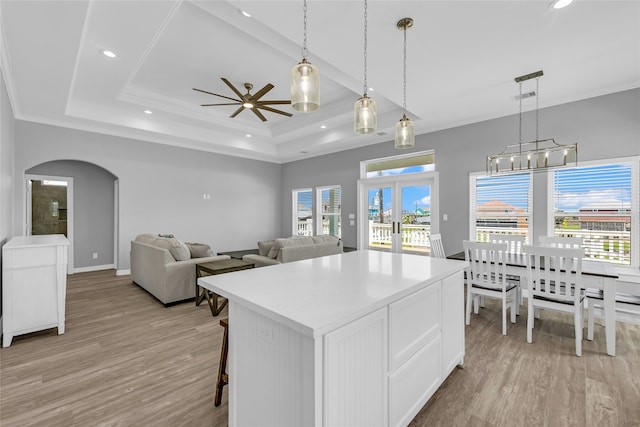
198,250,467,427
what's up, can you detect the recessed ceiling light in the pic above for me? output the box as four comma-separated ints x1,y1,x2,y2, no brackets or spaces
245,134,252,138
101,50,117,58
549,0,573,9
239,9,251,18
368,87,374,92
143,110,153,114
320,125,327,129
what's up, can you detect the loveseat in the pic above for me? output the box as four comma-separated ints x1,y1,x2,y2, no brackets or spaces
242,235,343,267
130,234,230,305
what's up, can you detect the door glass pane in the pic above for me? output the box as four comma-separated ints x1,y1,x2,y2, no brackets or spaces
368,187,392,252
31,180,68,237
400,184,431,255
320,186,341,238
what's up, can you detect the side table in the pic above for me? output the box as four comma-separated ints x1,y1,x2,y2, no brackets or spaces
196,259,254,316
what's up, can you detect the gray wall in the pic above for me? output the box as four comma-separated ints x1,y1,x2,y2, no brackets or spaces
1,69,15,246
27,160,116,269
13,122,282,271
282,88,640,255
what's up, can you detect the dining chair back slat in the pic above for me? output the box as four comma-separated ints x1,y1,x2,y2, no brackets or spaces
490,234,525,254
429,233,446,259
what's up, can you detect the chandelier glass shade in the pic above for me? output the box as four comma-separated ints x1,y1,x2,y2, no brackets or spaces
291,0,319,113
486,70,578,175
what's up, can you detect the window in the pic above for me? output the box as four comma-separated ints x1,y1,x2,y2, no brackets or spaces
292,188,313,236
292,186,342,238
317,186,341,238
361,150,435,178
470,172,532,244
550,160,639,266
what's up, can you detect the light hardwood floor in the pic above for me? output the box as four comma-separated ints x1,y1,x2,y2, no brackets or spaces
1,270,639,426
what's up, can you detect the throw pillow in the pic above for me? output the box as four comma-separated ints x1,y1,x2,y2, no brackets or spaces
168,239,191,261
186,242,213,258
258,240,275,257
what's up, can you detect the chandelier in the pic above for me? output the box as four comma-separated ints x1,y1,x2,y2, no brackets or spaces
486,70,578,175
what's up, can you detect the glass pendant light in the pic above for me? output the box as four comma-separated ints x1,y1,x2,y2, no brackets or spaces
354,0,376,134
291,0,320,112
395,18,414,149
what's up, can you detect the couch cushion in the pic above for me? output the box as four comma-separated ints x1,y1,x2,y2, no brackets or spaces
134,234,190,261
258,240,276,257
311,235,339,244
267,236,318,259
185,242,213,258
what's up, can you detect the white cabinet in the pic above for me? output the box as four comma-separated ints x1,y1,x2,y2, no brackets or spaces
2,234,70,347
200,250,467,427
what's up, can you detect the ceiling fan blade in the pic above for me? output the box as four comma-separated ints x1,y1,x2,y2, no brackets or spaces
251,108,268,122
230,106,245,118
192,88,240,103
257,105,293,117
200,103,241,106
250,83,274,102
221,78,246,101
256,100,291,105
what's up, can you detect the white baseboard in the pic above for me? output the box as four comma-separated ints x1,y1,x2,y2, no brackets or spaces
116,269,131,276
73,264,115,274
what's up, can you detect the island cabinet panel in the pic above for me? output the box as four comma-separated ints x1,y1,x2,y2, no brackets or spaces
389,335,442,427
324,307,388,427
229,303,317,427
389,283,441,371
442,271,465,375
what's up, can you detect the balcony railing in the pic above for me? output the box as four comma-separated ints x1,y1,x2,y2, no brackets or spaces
475,226,631,265
297,220,341,238
368,222,431,254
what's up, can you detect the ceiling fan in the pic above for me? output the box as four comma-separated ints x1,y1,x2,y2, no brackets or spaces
193,78,292,122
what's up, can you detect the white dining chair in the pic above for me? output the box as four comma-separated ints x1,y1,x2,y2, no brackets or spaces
539,236,583,249
587,278,640,340
429,233,446,259
490,234,525,309
463,241,518,335
523,245,586,356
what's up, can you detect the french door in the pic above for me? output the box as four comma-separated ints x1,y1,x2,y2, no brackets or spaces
357,172,439,255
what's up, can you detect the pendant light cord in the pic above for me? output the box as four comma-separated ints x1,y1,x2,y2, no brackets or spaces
518,81,523,145
402,24,407,114
302,0,309,59
363,0,368,96
535,76,540,142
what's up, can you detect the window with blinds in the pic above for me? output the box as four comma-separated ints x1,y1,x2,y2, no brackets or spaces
317,186,341,238
470,172,532,243
293,189,313,236
551,162,635,265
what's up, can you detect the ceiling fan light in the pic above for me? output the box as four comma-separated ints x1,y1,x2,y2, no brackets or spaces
291,59,320,112
243,102,254,109
354,94,377,134
550,0,573,9
395,114,415,149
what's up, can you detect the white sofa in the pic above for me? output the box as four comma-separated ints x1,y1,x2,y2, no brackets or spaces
242,235,343,267
130,234,230,305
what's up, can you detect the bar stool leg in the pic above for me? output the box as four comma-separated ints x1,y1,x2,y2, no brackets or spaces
215,318,229,407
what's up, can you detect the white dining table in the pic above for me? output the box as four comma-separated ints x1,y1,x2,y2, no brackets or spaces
450,251,619,356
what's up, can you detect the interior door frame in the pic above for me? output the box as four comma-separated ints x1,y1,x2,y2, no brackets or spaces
25,174,74,274
357,171,439,252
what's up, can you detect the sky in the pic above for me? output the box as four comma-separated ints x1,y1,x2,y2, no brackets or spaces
476,163,632,213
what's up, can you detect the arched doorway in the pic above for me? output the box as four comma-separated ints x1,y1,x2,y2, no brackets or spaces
25,160,118,274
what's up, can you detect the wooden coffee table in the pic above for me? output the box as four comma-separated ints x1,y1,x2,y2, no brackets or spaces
196,259,254,316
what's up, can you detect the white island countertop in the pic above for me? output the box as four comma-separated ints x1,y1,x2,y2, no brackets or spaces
198,250,467,338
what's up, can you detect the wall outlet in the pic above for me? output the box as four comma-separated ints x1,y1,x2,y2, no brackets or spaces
443,214,448,221
92,252,98,259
